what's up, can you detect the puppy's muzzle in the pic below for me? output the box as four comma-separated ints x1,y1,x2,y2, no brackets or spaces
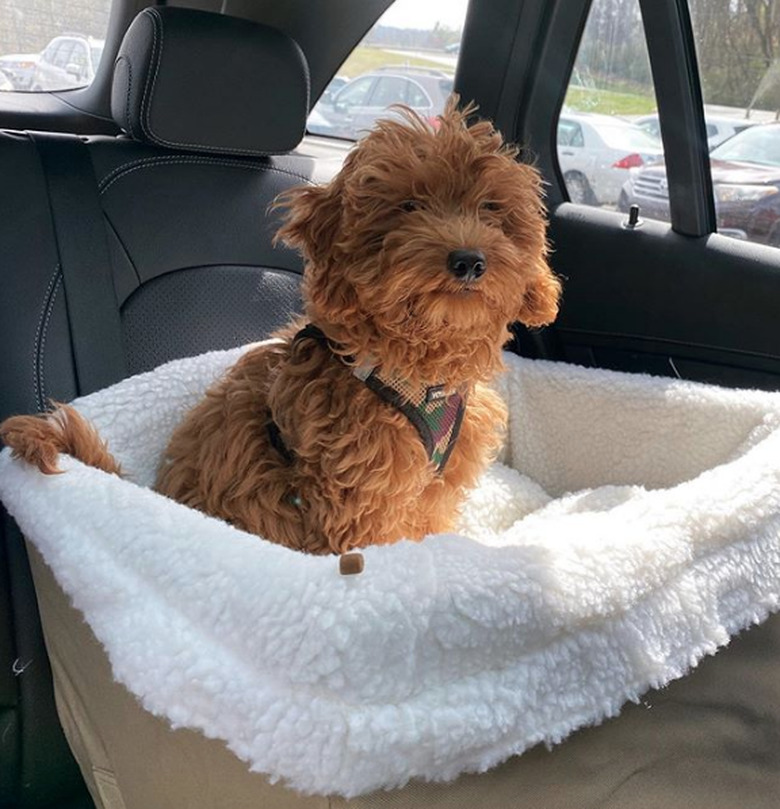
448,249,486,283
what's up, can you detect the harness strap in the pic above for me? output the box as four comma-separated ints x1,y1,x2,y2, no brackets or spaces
266,416,295,465
361,373,466,473
267,324,467,473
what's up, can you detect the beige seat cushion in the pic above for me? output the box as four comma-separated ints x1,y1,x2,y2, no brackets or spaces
29,542,780,809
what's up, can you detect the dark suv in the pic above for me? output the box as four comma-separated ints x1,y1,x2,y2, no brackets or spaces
619,123,780,245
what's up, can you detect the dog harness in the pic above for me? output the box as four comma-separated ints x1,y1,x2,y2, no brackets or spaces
267,324,467,474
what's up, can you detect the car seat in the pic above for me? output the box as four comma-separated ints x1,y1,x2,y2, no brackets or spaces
0,8,315,806
3,7,780,809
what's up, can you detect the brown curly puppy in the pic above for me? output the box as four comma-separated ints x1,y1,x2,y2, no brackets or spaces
0,102,560,554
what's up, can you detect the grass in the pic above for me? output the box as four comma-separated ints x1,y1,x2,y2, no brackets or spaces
337,46,451,79
565,86,656,117
334,49,654,118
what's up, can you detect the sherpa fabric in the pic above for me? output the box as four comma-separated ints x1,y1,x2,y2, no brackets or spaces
2,345,780,798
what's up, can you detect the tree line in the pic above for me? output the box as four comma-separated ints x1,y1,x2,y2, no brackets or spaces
578,0,780,111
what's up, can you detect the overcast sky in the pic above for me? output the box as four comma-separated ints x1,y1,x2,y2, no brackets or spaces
378,0,469,31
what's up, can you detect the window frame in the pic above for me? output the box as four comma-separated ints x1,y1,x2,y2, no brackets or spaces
405,78,433,109
495,0,716,239
637,0,715,237
370,75,410,108
333,75,377,109
52,40,76,70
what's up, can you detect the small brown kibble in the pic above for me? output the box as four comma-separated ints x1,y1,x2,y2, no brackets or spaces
339,552,364,576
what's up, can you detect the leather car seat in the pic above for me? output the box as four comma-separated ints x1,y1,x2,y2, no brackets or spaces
0,8,316,806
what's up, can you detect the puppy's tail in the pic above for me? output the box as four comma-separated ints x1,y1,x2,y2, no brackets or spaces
0,403,121,476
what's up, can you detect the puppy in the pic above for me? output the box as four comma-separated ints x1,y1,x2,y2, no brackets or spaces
0,101,560,555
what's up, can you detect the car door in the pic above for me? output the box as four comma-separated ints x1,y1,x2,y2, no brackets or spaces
353,74,410,133
48,39,76,89
459,0,780,390
67,40,90,85
405,78,434,115
556,117,596,204
34,40,61,90
328,75,377,139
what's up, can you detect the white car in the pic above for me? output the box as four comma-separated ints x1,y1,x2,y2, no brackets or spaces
557,112,664,206
31,35,104,91
635,113,755,149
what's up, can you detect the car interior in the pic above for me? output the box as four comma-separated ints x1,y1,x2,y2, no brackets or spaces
2,0,780,807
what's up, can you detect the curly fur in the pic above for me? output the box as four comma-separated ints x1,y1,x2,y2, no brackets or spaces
0,101,561,555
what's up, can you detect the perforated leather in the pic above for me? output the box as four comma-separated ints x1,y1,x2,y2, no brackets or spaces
0,10,321,800
122,266,302,374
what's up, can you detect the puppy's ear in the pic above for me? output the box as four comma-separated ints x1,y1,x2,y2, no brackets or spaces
274,171,362,325
517,262,562,329
273,176,344,266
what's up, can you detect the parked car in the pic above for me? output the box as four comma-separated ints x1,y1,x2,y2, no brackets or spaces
0,51,39,90
0,69,13,91
307,66,454,139
557,112,664,205
319,74,349,104
634,112,756,149
619,122,780,244
30,35,104,91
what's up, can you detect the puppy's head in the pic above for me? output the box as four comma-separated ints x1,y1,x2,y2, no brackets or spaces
276,99,560,380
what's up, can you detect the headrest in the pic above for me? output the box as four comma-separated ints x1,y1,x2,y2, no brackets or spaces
111,7,309,156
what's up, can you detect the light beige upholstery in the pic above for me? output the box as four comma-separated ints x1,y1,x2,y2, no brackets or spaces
28,543,780,809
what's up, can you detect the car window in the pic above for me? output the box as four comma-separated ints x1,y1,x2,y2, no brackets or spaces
306,0,468,140
90,45,103,70
372,76,412,108
407,81,431,108
335,76,375,108
69,41,89,72
557,0,664,209
52,41,75,69
0,0,111,92
638,117,660,140
439,78,454,97
689,1,780,246
711,125,780,167
558,120,584,148
559,0,780,246
596,122,662,151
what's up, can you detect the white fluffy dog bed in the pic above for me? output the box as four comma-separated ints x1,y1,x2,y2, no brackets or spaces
2,345,780,798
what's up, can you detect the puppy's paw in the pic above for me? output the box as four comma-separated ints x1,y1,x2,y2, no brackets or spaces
0,413,68,474
1,405,122,477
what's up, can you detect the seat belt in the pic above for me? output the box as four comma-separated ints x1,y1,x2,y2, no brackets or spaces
30,132,127,397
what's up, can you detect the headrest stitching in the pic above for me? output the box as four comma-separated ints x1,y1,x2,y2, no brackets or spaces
138,8,161,145
114,56,136,140
141,7,280,157
33,264,64,412
118,6,310,156
98,156,316,196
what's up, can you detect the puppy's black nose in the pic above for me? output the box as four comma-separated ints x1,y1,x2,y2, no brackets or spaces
447,249,486,282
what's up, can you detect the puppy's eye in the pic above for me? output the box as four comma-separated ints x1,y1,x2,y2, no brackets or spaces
400,200,423,213
480,201,501,212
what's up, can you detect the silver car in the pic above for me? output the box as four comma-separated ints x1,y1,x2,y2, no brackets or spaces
557,112,664,206
31,35,104,92
308,67,454,140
